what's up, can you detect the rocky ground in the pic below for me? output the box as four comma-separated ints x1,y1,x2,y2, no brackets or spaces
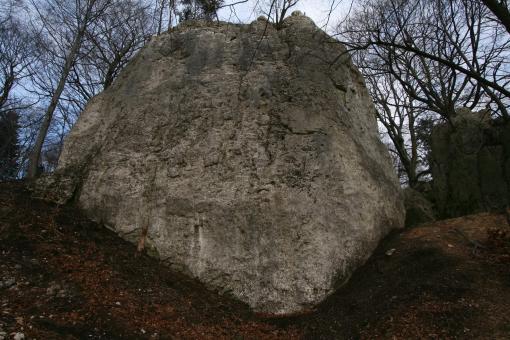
1,181,509,339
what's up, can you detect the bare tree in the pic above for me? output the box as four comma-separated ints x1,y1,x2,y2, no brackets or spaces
349,45,436,188
27,0,111,178
66,0,153,110
1,0,19,26
156,0,167,34
154,0,177,34
0,10,38,115
339,0,510,185
88,0,152,90
366,65,430,187
272,0,298,27
340,0,510,119
259,0,299,27
0,2,41,178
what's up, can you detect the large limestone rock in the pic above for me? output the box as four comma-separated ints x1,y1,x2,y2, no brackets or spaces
43,14,404,314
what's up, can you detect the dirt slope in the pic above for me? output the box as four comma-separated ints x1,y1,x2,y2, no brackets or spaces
1,181,509,339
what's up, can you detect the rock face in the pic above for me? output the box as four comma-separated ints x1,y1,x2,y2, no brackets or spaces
43,14,404,314
430,109,510,218
403,188,436,227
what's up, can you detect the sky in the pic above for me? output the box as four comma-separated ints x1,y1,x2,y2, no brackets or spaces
217,0,354,33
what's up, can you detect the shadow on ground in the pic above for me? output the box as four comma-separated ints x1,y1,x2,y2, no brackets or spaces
1,181,509,339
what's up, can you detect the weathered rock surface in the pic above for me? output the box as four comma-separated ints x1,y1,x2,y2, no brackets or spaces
38,14,404,314
403,188,436,227
430,109,510,218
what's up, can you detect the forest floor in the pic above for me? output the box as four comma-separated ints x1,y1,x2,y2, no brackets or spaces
1,181,510,339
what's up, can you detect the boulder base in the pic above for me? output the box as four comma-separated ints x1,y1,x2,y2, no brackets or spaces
43,15,404,314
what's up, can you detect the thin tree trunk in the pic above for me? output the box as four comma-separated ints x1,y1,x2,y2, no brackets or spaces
27,3,94,178
157,0,165,35
167,0,174,31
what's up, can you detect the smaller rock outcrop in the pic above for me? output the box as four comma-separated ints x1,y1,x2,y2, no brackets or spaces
403,188,436,227
430,109,510,218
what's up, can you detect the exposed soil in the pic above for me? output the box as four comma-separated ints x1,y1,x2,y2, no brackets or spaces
1,181,509,339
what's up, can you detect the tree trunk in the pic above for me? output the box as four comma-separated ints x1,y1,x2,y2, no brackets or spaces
157,0,165,35
27,3,94,178
167,0,174,31
0,71,15,110
482,0,510,35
